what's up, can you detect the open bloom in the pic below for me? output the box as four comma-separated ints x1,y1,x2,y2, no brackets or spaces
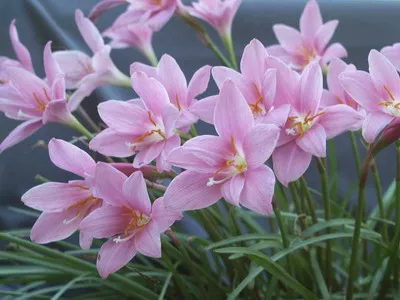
183,0,241,37
340,50,400,143
164,80,280,215
271,60,362,185
382,43,400,71
131,54,211,129
53,10,129,111
90,71,180,171
321,58,365,130
22,139,101,249
80,163,181,278
267,0,346,71
0,42,73,152
192,39,290,128
89,0,177,31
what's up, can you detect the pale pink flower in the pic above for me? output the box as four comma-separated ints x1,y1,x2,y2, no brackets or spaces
164,80,280,215
80,163,181,278
267,0,347,71
89,71,180,171
192,39,290,128
340,50,400,143
271,60,363,185
89,0,177,31
183,0,241,37
131,54,211,129
0,42,73,153
381,43,400,71
53,10,130,111
321,58,365,130
22,139,101,249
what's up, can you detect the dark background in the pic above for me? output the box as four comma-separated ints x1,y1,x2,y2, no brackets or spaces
0,0,397,230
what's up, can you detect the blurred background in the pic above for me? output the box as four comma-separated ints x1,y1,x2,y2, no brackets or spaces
0,0,398,230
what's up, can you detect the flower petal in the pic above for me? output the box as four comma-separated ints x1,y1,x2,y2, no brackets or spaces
243,124,280,168
215,80,254,142
133,141,165,168
79,231,93,250
296,123,326,157
97,238,137,278
240,165,275,215
89,128,135,158
260,104,290,128
322,43,347,63
187,65,212,101
381,43,400,71
272,24,303,54
221,175,245,206
315,20,338,53
89,0,127,22
297,62,322,114
212,66,242,90
190,95,218,124
272,141,312,186
0,118,42,153
9,20,34,72
164,171,222,211
75,9,104,53
151,197,182,232
135,221,161,258
240,39,267,85
299,0,323,38
42,99,72,124
123,171,151,215
362,112,394,143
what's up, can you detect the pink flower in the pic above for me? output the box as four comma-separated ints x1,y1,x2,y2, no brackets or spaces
267,0,347,71
192,39,290,128
164,80,280,215
53,10,129,111
89,0,177,31
321,58,365,130
131,54,211,129
0,42,73,153
80,163,181,278
21,139,101,249
271,60,362,185
381,43,400,71
340,50,400,143
89,71,180,171
183,0,241,37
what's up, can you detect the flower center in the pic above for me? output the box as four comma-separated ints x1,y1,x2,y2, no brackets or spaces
63,189,100,225
207,136,247,186
249,84,266,118
298,44,319,67
286,110,324,136
127,111,166,151
113,207,150,243
150,0,162,6
33,88,51,112
378,86,400,117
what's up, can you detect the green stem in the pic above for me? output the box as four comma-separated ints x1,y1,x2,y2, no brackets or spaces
65,116,94,140
317,158,332,290
348,131,361,175
289,182,306,231
346,149,372,300
142,45,159,67
76,106,100,133
221,33,238,70
300,177,318,224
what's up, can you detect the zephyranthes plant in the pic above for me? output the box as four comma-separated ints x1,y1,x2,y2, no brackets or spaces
1,1,400,299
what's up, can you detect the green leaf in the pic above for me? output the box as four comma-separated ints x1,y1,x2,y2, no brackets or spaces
310,249,330,299
367,180,396,228
367,258,389,300
158,271,173,300
206,234,280,250
51,273,89,300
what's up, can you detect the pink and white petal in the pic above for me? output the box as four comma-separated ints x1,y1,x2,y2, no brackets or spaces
131,72,170,116
43,41,63,87
67,73,103,112
22,182,91,212
49,138,96,177
190,95,218,124
75,10,104,53
79,231,93,250
79,206,128,239
260,104,290,128
318,104,364,138
265,45,292,65
212,66,242,90
241,39,267,84
98,100,149,134
89,128,135,158
133,141,165,168
296,123,326,157
157,55,188,106
42,99,72,124
272,24,303,55
221,175,245,206
322,43,347,64
94,162,127,206
187,65,212,101
9,20,34,72
261,69,277,109
368,49,400,98
151,197,182,232
89,0,127,22
315,20,338,53
362,112,394,143
381,43,400,71
134,221,161,258
243,124,280,168
240,165,275,215
168,135,229,172
272,142,313,186
339,70,381,112
298,62,323,114
299,0,323,38
91,46,114,74
156,134,181,172
0,118,42,153
164,171,222,211
215,80,254,142
130,61,157,78
30,210,82,244
97,238,137,278
326,58,353,99
123,171,151,215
